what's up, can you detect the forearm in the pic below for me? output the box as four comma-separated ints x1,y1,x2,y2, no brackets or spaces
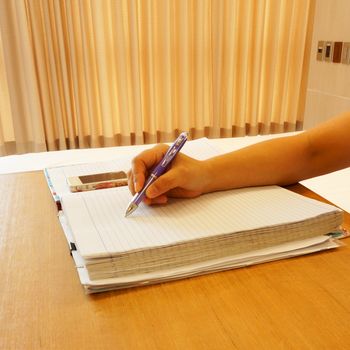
203,134,309,192
204,112,350,193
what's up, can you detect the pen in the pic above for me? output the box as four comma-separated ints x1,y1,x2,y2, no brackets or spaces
125,132,188,217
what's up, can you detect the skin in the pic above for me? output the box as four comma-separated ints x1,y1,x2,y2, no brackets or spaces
128,112,350,205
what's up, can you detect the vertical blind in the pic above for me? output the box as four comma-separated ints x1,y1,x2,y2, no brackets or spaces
0,0,314,155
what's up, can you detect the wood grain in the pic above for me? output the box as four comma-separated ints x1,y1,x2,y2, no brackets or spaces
0,173,349,349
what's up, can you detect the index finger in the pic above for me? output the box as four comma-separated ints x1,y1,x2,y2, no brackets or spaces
130,144,169,193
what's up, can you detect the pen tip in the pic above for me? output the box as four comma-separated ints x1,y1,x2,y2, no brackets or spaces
125,203,138,217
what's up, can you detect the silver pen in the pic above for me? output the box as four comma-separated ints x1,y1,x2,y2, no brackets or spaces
125,132,188,217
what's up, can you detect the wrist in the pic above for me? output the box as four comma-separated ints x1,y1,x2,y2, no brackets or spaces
201,159,219,193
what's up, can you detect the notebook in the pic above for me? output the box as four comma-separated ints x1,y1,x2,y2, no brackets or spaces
44,138,344,293
58,185,342,293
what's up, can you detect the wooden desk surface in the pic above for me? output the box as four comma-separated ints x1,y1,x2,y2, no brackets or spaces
0,171,349,349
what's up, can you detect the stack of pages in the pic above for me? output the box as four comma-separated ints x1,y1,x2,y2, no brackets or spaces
44,138,344,293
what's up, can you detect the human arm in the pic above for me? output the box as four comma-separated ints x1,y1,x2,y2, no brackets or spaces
204,111,350,192
128,112,350,204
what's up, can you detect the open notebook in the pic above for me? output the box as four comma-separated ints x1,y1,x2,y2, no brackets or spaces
44,138,344,293
59,185,343,293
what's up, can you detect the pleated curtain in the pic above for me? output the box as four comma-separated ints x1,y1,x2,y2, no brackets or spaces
0,0,314,155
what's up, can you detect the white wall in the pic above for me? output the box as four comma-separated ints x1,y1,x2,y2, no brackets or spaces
303,0,350,129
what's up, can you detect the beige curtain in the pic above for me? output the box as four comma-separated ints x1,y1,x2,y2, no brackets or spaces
0,0,314,155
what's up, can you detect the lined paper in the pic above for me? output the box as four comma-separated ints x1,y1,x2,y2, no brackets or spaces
61,186,342,259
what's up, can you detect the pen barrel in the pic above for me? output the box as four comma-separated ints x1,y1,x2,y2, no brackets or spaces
129,132,188,208
151,132,187,178
133,174,157,205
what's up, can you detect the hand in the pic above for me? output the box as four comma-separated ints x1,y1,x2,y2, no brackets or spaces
127,144,210,205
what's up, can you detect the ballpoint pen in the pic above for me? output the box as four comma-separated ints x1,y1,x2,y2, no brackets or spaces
125,132,188,217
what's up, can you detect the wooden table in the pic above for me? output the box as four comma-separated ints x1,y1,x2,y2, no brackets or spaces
1,171,349,349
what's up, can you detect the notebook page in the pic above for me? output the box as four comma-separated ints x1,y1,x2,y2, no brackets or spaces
61,186,341,259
